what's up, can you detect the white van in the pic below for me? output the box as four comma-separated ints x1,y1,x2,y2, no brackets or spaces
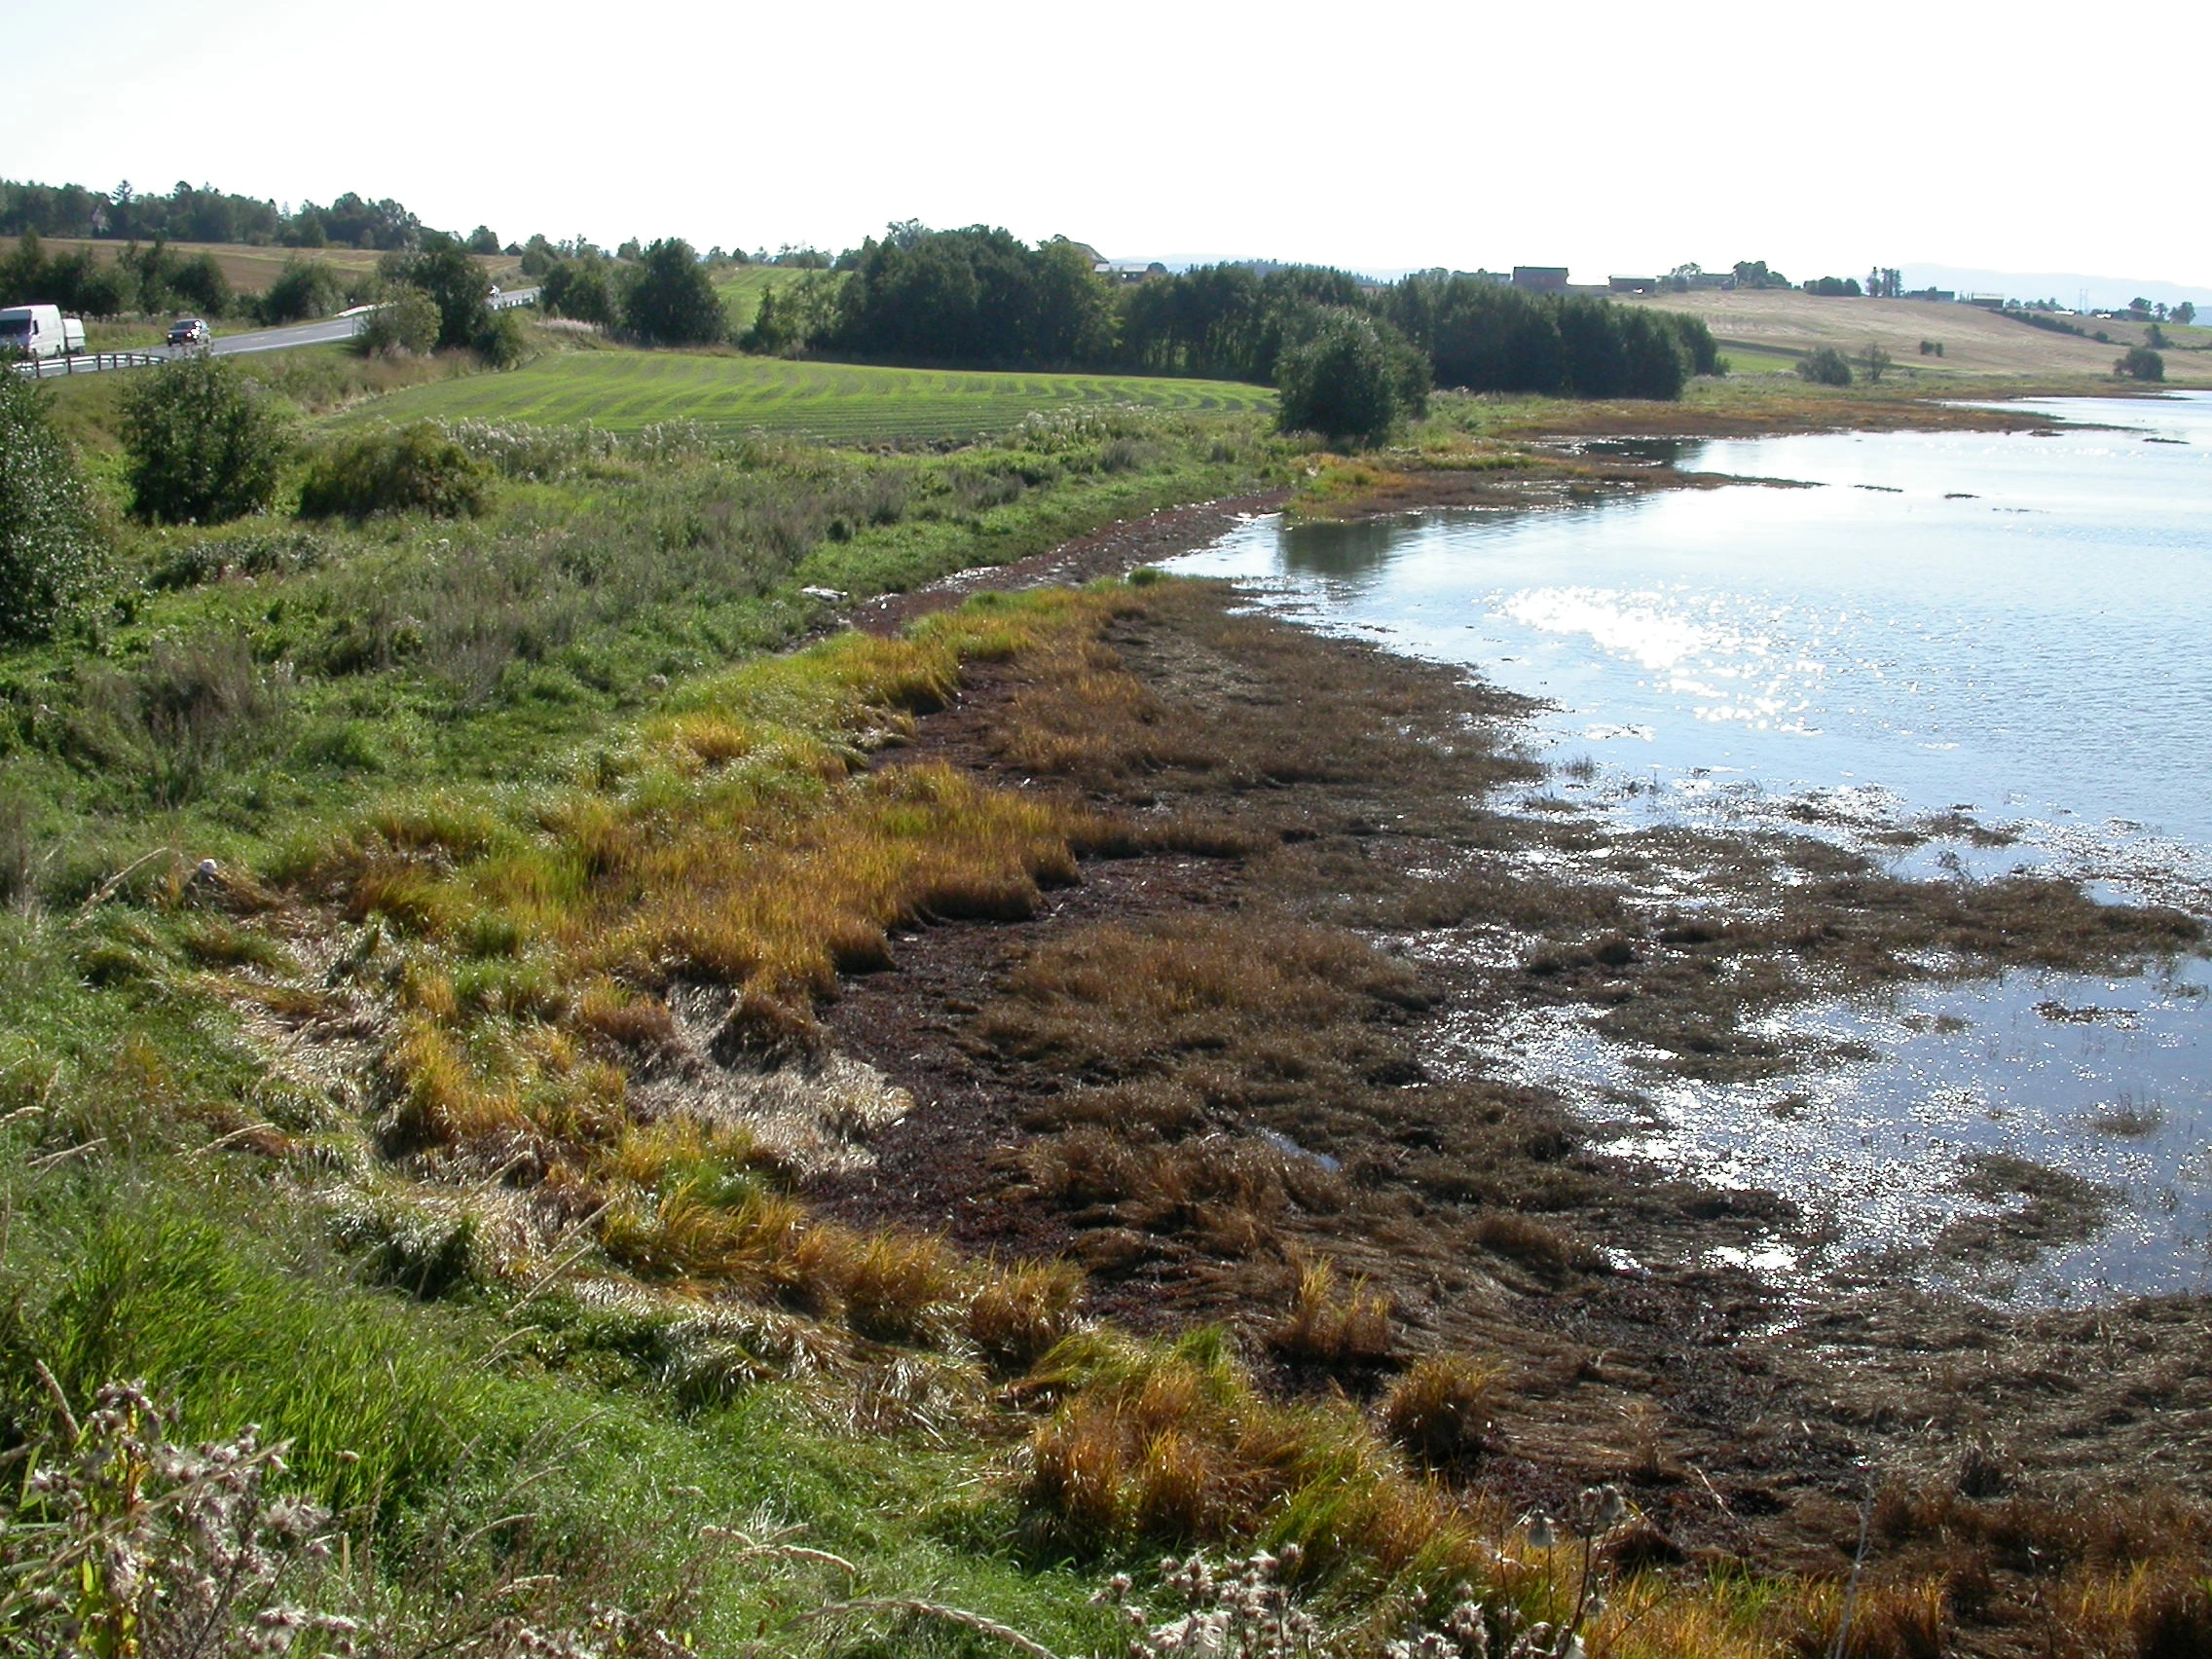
0,304,87,359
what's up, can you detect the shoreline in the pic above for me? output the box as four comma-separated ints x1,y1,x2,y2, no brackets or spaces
799,455,2210,1585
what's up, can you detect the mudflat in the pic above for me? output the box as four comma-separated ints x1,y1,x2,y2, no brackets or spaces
802,503,2209,1618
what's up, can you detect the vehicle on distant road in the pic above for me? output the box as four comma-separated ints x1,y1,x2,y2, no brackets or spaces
167,316,211,348
0,304,86,358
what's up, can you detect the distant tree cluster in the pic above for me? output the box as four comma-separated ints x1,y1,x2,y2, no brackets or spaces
816,224,1116,366
1378,276,1716,400
536,238,725,347
1732,260,1792,290
361,235,528,365
0,176,423,251
722,225,1723,443
1804,276,1863,298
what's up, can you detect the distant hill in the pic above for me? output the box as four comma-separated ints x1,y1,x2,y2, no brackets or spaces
1902,264,2206,313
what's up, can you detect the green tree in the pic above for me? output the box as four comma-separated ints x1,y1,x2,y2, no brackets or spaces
0,374,103,643
121,356,289,524
621,239,723,346
466,225,501,255
169,251,233,317
2174,301,2196,326
540,258,616,327
1274,308,1428,446
75,260,136,317
1861,341,1893,383
2115,346,2164,382
381,234,492,350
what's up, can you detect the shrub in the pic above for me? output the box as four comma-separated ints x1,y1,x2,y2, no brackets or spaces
121,356,290,524
169,250,233,317
355,286,440,356
257,258,346,325
298,424,493,520
1274,308,1427,446
473,307,531,369
2116,346,2165,382
0,372,104,643
622,239,724,346
1796,346,1854,387
1862,341,1893,383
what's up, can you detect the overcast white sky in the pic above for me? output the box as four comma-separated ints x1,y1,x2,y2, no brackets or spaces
7,0,2203,289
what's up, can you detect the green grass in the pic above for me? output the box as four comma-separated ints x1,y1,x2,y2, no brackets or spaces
711,264,824,329
347,348,1275,444
0,1132,1129,1656
1711,344,1803,376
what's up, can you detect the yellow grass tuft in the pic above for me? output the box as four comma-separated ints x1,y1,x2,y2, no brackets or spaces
384,1019,526,1149
967,1257,1086,1371
1268,1257,1392,1366
836,1232,963,1346
1381,1352,1500,1466
1022,1329,1484,1587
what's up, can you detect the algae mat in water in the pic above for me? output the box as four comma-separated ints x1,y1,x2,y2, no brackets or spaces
356,350,1274,443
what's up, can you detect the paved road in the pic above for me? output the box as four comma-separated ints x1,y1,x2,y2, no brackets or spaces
10,286,539,379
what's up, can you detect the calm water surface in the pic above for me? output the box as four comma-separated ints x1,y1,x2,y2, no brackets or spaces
1167,391,2212,1301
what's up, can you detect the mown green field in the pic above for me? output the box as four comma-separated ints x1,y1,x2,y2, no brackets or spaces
709,263,825,333
351,348,1275,442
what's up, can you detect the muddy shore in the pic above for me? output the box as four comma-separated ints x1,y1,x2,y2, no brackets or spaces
802,470,2210,1621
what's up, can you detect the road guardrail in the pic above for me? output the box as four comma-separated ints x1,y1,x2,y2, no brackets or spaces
9,350,167,379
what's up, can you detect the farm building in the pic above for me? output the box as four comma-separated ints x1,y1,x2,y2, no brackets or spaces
1512,266,1569,294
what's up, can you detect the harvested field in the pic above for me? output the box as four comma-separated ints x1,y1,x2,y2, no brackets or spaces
1628,287,2212,386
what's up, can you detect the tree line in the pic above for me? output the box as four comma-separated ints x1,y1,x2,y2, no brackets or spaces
609,224,1722,435
0,234,240,320
0,177,438,252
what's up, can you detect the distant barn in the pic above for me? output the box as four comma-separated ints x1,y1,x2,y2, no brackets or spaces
1512,266,1569,295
